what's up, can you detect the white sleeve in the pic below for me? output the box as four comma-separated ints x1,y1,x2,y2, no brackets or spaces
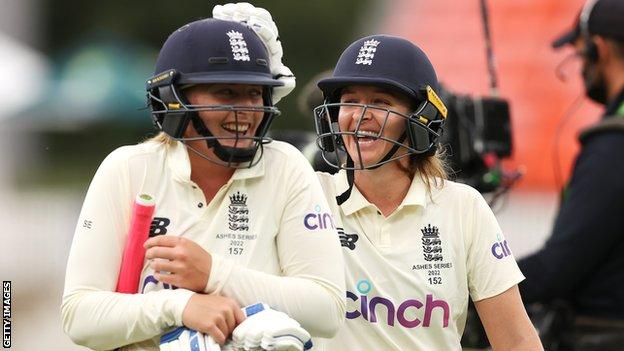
61,148,194,350
204,153,346,338
466,189,525,301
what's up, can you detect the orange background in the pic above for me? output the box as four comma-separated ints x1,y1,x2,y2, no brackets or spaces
380,0,603,190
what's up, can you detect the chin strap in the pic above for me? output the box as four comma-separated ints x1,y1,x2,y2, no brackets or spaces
336,157,355,205
335,133,407,205
367,133,406,170
213,144,257,164
189,114,257,165
191,114,217,148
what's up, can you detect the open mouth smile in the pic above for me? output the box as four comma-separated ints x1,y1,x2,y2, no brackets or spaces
221,122,251,136
353,130,380,144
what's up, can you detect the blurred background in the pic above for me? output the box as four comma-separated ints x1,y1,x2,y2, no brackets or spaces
0,0,599,349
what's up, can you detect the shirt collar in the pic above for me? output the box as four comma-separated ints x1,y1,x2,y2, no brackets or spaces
167,141,265,183
402,174,428,209
333,170,428,216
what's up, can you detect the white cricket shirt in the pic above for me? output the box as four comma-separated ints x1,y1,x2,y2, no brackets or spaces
62,140,345,350
315,170,524,350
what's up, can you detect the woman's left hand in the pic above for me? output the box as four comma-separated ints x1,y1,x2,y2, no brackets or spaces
144,235,212,292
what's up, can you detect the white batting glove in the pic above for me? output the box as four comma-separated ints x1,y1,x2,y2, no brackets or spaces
213,2,296,104
159,326,222,351
160,303,310,351
230,303,312,351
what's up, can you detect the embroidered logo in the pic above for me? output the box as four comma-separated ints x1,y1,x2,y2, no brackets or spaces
355,39,380,65
226,30,250,61
421,224,443,262
228,191,249,231
338,227,359,250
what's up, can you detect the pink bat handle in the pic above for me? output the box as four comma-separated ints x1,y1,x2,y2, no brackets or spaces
116,194,156,293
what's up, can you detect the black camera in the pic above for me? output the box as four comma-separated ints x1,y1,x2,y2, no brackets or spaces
438,89,514,193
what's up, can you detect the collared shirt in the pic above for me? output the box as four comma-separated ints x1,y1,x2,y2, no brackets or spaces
62,140,345,351
316,170,524,350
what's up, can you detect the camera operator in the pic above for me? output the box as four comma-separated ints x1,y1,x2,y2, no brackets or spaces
518,0,624,348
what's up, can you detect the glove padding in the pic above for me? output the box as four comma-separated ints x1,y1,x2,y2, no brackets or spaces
159,303,311,351
213,2,295,104
230,303,312,351
159,326,223,351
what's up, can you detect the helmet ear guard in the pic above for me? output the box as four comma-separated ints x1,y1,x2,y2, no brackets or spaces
407,85,448,156
314,102,342,153
147,69,194,139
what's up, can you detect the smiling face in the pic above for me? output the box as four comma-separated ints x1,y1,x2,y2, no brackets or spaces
183,83,265,149
337,85,413,168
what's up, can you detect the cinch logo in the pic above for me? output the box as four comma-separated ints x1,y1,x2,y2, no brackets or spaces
491,234,512,259
346,279,450,328
304,205,335,230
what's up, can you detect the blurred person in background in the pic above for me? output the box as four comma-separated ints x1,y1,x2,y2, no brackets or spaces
295,69,339,174
518,0,624,349
313,35,542,350
61,5,345,350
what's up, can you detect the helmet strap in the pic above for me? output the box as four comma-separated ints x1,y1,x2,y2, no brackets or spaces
190,113,216,148
336,132,407,205
367,132,407,170
336,157,355,205
188,113,257,165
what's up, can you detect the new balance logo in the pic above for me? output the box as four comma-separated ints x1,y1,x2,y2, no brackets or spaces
338,227,359,250
149,217,170,237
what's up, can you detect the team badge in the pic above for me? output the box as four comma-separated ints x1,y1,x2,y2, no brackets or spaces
226,30,250,61
228,191,249,231
355,39,380,65
421,224,443,261
338,227,359,250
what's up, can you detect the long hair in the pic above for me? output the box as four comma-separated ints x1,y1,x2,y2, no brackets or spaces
145,131,177,146
398,145,450,191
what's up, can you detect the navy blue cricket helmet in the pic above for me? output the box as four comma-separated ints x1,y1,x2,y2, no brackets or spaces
314,35,448,170
146,18,283,167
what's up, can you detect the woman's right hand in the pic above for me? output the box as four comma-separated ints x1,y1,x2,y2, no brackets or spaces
181,293,246,345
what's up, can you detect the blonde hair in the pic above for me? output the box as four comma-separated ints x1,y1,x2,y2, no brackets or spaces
399,145,450,191
145,132,177,146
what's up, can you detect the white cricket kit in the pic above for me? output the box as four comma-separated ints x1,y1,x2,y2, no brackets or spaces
62,140,345,351
315,170,525,350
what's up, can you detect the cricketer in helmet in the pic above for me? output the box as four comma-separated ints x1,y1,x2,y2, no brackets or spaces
315,35,449,201
312,35,542,350
146,18,282,168
62,13,346,351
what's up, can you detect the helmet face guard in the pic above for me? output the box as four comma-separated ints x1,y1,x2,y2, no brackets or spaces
146,19,283,168
147,70,280,168
316,35,448,172
314,85,447,170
